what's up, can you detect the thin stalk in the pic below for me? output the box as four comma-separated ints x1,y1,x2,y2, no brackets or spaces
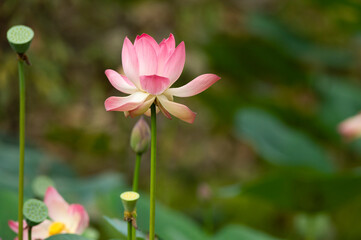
132,153,142,239
127,221,132,240
18,59,25,240
28,226,32,240
306,215,315,240
149,104,156,240
132,153,142,192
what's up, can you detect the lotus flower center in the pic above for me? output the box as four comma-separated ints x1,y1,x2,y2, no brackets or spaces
49,222,66,235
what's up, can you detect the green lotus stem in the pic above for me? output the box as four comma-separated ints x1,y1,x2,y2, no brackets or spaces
149,104,156,240
306,215,315,240
18,59,26,240
28,226,32,240
131,153,141,239
132,153,142,192
127,221,132,240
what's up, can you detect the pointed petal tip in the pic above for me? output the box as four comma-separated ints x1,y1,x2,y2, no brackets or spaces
178,41,185,48
187,111,197,124
166,73,220,98
68,204,89,234
104,97,115,111
8,220,18,233
157,95,196,123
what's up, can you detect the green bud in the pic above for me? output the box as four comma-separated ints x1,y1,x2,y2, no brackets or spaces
23,199,48,227
130,117,150,154
120,191,139,213
7,25,34,54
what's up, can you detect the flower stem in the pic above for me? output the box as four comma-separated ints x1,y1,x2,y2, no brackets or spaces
28,226,32,240
131,153,142,239
149,104,156,240
18,59,26,240
132,153,142,192
306,215,315,240
127,221,132,240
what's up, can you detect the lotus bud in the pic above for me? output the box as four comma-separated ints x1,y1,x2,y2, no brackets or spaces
130,117,150,154
339,113,361,140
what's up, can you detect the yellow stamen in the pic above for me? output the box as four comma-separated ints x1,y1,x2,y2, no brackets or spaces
48,222,66,236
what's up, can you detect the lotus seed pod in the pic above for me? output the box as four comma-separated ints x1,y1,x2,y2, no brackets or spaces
7,25,34,54
32,175,55,198
23,199,48,227
130,117,151,154
120,191,140,213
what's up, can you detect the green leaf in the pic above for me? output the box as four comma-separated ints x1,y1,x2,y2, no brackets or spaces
246,14,353,69
103,216,147,239
53,172,125,204
235,108,334,172
136,197,209,240
0,190,18,239
45,234,90,240
315,75,361,134
213,224,281,240
243,171,361,211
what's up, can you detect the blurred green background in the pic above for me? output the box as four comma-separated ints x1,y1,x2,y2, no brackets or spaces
2,0,361,239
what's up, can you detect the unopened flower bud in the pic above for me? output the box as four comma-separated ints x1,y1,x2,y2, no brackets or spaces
339,112,361,140
130,117,150,154
120,191,140,213
197,183,213,201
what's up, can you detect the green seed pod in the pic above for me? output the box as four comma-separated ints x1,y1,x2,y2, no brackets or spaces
120,191,139,213
130,117,151,154
32,175,55,198
7,25,34,54
23,199,48,227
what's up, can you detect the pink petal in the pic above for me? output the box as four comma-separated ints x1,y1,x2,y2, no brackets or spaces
134,37,158,76
8,220,28,240
157,100,172,119
31,220,52,239
105,92,149,112
157,95,196,123
105,69,137,94
166,74,220,97
135,34,160,53
65,204,89,234
160,33,175,51
140,75,170,95
129,96,156,118
162,42,185,85
122,37,140,88
157,34,176,75
157,46,171,76
9,220,51,240
8,220,24,233
44,187,70,223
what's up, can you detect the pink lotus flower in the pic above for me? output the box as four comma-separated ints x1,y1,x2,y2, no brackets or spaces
339,112,361,140
9,187,89,240
104,33,220,123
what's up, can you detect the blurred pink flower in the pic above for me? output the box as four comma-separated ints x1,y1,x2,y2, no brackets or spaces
338,112,361,140
9,187,89,240
104,33,220,123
